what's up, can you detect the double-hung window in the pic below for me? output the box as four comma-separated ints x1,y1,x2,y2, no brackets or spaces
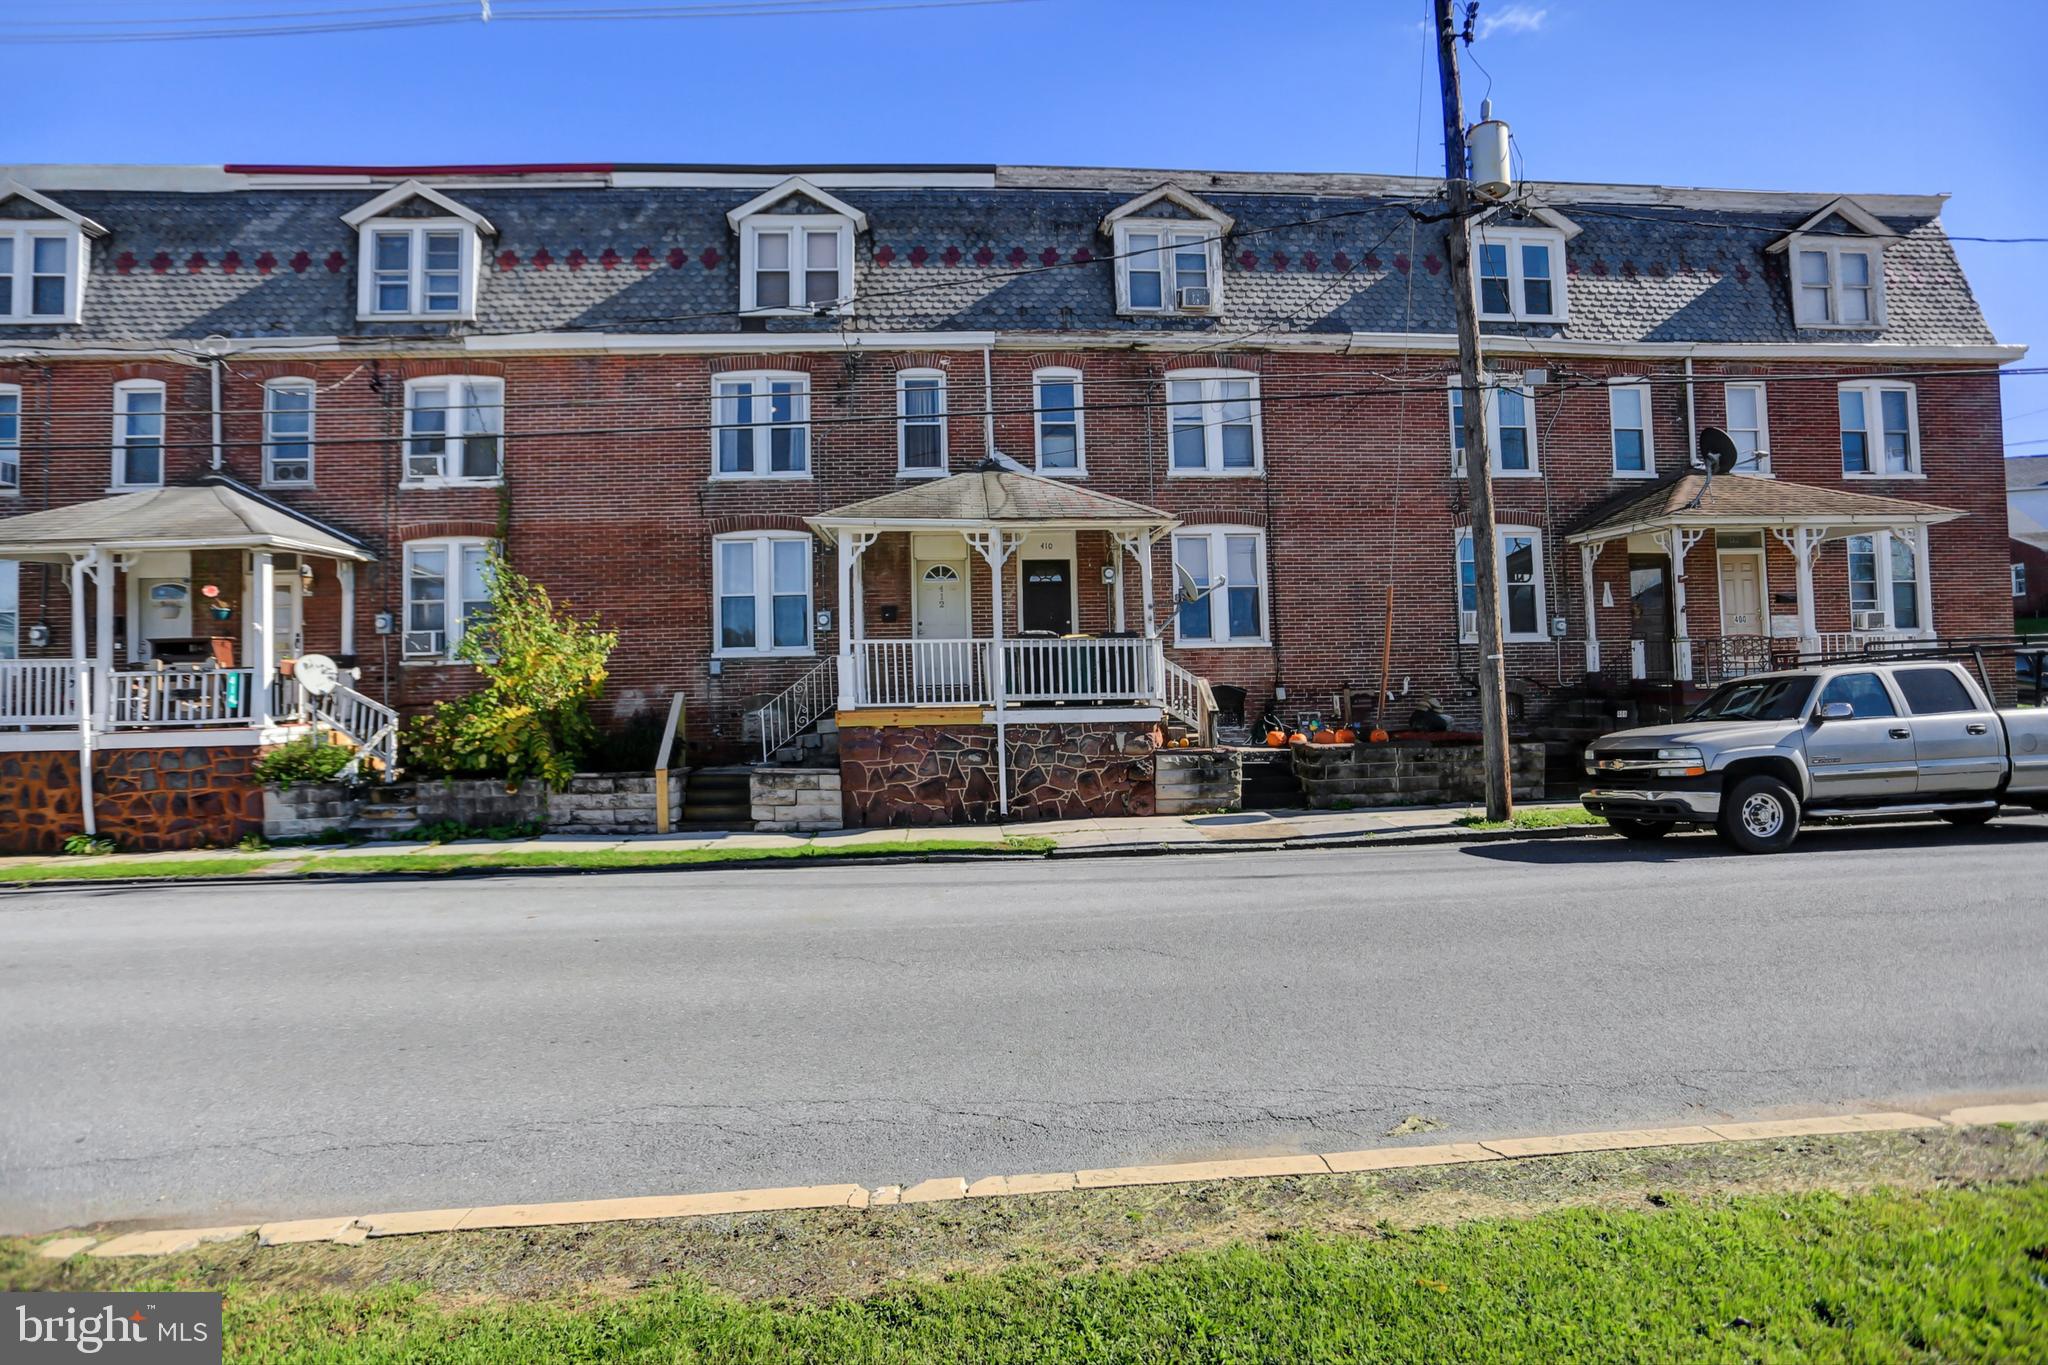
0,384,18,492
1449,378,1538,476
897,370,946,477
1172,527,1267,646
1033,368,1084,474
403,538,494,660
0,224,79,324
1793,241,1882,327
1472,226,1566,322
1608,382,1653,477
404,377,504,485
1457,526,1547,643
714,533,812,657
714,372,809,478
111,380,165,489
741,219,850,313
2015,564,2028,599
262,379,315,487
361,222,472,319
1116,222,1220,313
1839,381,1917,477
1847,531,1924,634
1167,371,1260,475
1723,383,1770,474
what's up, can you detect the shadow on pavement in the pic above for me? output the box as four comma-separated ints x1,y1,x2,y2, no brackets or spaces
1459,817,2048,866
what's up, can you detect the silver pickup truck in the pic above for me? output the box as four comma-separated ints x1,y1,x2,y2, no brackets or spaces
1581,660,2048,853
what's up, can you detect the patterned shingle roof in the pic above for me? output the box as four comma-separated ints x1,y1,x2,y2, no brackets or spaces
812,467,1172,527
1568,473,1962,541
0,174,2001,348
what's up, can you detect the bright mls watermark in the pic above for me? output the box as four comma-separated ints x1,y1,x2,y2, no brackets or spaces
4,1293,221,1362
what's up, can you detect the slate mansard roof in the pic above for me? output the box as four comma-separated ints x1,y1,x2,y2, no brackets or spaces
0,164,2003,349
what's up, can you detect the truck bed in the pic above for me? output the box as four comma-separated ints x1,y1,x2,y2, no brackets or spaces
2000,708,2048,797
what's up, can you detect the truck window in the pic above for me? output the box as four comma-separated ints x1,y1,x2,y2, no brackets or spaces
1816,672,1896,718
1892,667,1978,715
1688,675,1814,721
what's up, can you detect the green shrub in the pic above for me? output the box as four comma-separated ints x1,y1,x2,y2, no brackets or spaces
407,818,544,843
61,834,117,857
254,736,356,789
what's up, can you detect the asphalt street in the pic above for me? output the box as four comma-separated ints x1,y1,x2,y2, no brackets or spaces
3,818,2045,1232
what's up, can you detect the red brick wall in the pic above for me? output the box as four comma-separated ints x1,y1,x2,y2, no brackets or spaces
0,349,2016,743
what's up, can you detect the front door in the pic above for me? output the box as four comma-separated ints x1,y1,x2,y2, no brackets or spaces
1805,669,1918,802
1019,559,1074,635
913,558,972,690
1718,551,1764,637
1628,555,1672,678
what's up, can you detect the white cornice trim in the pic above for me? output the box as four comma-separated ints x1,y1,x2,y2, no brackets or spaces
724,177,869,232
1099,183,1235,235
341,180,496,234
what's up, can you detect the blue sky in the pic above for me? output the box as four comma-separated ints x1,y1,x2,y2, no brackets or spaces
11,0,2045,451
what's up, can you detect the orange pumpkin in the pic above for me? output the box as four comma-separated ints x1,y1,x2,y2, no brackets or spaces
1368,727,1390,743
1288,731,1308,745
1334,727,1358,744
1266,729,1287,748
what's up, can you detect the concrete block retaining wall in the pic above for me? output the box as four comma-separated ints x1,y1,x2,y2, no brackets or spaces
1154,749,1243,815
1290,740,1546,808
750,767,845,832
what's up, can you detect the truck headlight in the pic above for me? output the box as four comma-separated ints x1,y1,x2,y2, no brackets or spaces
1655,746,1705,777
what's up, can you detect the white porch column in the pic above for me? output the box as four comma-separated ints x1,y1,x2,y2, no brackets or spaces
1771,527,1824,657
1913,523,1935,638
251,551,276,728
1138,531,1157,640
1579,540,1605,674
71,553,97,835
337,560,357,657
835,532,856,710
967,529,1019,815
93,552,115,728
1653,529,1703,682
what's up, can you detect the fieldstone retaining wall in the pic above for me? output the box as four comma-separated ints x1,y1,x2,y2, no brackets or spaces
0,742,268,854
1290,739,1546,808
839,722,1157,826
265,771,685,838
1155,749,1242,815
750,766,844,832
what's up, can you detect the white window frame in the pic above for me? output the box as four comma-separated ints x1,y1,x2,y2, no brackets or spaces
110,378,166,491
355,218,479,322
1457,525,1549,644
1171,526,1269,648
1838,380,1920,479
261,377,316,488
402,537,496,661
0,222,84,325
1032,367,1086,476
712,371,811,481
737,215,853,316
1113,220,1223,315
1448,377,1540,478
895,368,948,478
1721,382,1772,476
1471,225,1567,323
2014,563,2028,598
0,383,18,494
1790,238,1885,329
1845,529,1931,636
1607,380,1654,479
1165,369,1262,477
402,376,504,487
712,531,814,659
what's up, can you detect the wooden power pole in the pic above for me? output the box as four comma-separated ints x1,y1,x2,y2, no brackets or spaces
1434,0,1514,821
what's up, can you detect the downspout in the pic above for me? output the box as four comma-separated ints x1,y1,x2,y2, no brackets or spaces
209,354,225,471
982,346,996,464
1683,355,1698,469
71,552,96,838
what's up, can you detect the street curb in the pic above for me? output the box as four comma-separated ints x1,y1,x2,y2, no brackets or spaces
1043,821,1611,860
41,1103,2046,1258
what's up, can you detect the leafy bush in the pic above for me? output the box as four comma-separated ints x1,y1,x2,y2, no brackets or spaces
581,707,678,774
402,551,618,791
61,834,117,857
407,818,545,843
236,833,272,853
254,736,357,789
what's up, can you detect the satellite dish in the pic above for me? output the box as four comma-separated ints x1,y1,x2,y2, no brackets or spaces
293,652,341,697
1697,427,1741,477
1174,562,1215,605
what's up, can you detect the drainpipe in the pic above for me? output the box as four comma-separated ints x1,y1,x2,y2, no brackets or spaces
209,354,225,471
1683,355,1698,469
71,552,96,837
982,347,997,464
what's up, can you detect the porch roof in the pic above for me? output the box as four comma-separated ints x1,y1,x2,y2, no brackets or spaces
808,466,1176,542
1565,473,1962,545
0,475,375,563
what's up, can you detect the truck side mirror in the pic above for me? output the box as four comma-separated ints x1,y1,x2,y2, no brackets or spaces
1815,701,1854,722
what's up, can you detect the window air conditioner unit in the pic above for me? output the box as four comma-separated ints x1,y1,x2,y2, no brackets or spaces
1460,609,1478,638
1851,610,1887,631
1177,286,1212,311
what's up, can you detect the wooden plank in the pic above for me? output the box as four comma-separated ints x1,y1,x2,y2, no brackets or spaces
835,707,988,729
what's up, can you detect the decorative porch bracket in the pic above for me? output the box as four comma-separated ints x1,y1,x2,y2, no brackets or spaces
1768,525,1830,654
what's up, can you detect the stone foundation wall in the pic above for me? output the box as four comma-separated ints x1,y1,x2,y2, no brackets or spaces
839,722,1156,826
1155,749,1242,815
751,767,844,832
545,772,685,834
1290,740,1546,808
0,742,268,854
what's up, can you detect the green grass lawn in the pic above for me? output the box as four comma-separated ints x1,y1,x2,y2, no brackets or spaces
74,1182,2048,1363
1453,803,1607,832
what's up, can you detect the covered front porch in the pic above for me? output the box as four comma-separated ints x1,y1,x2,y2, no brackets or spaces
1568,474,1963,688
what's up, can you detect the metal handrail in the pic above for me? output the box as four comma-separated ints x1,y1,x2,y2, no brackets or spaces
754,656,839,762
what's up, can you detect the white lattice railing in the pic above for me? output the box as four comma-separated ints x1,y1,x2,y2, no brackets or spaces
106,668,257,727
0,660,82,727
755,656,839,762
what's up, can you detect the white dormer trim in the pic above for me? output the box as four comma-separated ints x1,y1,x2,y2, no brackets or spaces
1098,183,1234,236
1104,185,1231,318
1472,200,1582,240
724,176,869,233
1763,196,1898,254
341,180,496,235
0,181,107,237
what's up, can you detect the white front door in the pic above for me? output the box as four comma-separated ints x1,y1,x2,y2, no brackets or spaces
913,558,972,689
1719,552,1764,636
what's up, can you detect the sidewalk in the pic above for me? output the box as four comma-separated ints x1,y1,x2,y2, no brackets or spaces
0,801,1605,885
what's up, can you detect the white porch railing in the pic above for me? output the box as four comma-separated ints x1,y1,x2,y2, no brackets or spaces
845,637,1164,710
1814,630,1919,658
853,639,995,708
320,682,400,781
0,660,82,727
1161,657,1216,744
1001,636,1156,704
755,656,838,762
106,668,258,728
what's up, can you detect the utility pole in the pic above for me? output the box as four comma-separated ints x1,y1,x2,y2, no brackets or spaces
1434,0,1514,821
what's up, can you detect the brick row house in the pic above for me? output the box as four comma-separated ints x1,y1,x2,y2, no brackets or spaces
0,162,2022,838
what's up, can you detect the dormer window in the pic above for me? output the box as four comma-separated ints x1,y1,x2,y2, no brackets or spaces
342,181,493,323
0,182,104,326
1472,225,1566,322
725,178,866,316
1102,185,1233,316
1767,197,1896,331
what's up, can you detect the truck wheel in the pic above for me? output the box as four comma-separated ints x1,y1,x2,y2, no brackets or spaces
1717,775,1800,854
1939,808,1996,827
1608,817,1671,841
